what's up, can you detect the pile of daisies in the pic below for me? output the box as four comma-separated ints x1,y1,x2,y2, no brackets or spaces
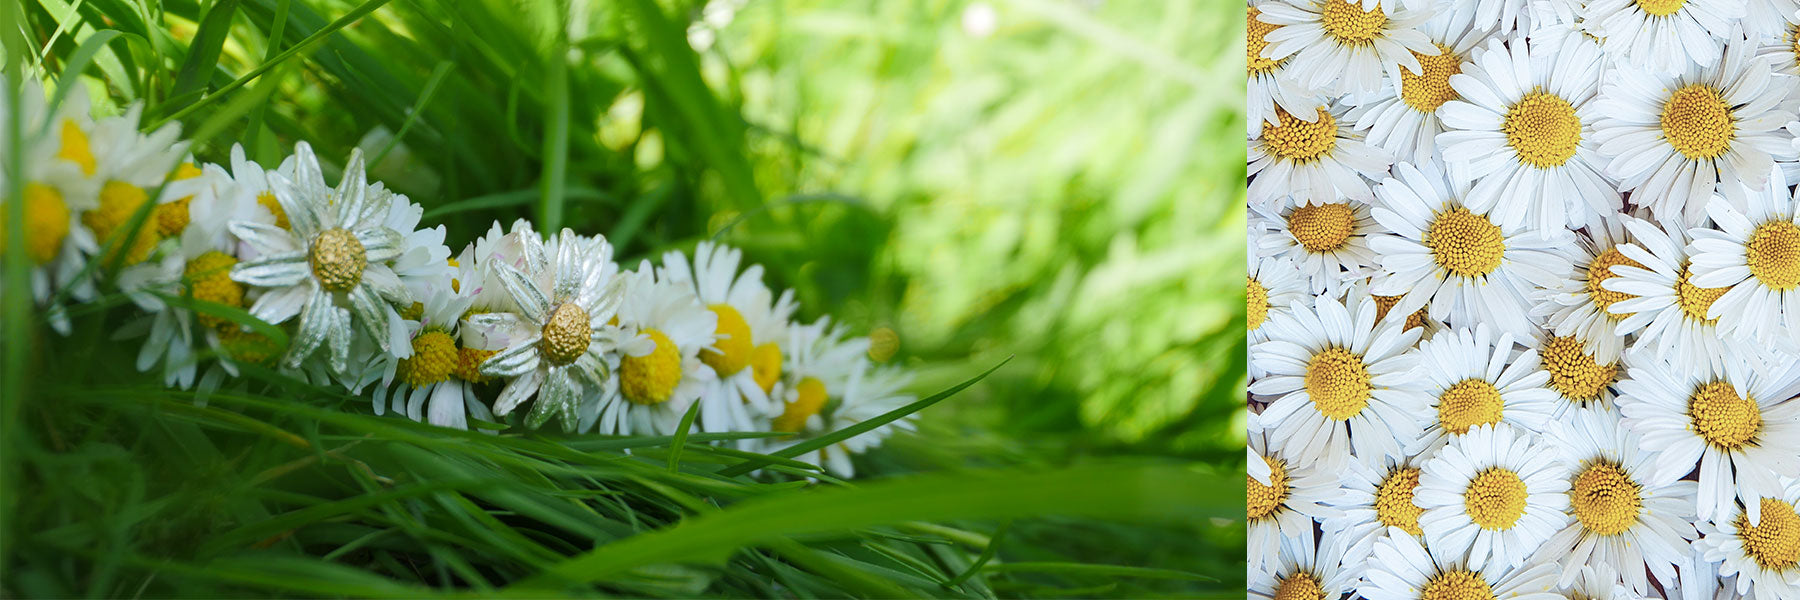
1247,0,1800,597
1,76,914,478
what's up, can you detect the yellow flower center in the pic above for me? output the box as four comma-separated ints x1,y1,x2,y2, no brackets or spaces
538,302,593,367
1375,466,1424,536
1273,572,1325,600
399,330,459,387
1636,0,1687,17
219,326,280,366
1248,7,1284,76
307,227,366,292
152,163,205,238
1248,454,1291,521
1373,294,1430,331
1420,571,1495,600
184,251,245,330
700,304,753,376
1249,276,1271,332
257,192,290,229
1426,207,1506,277
621,328,683,405
1540,336,1617,403
1464,467,1528,531
773,376,828,432
84,181,160,267
455,347,499,384
1261,108,1338,162
0,183,71,264
1437,379,1504,435
1688,381,1762,450
1747,220,1800,290
1660,84,1735,160
1736,497,1800,571
1569,461,1641,536
751,342,783,395
1401,44,1462,112
1286,202,1356,253
1319,0,1386,45
1676,265,1728,324
1586,247,1641,318
1305,347,1371,420
56,119,95,175
1503,91,1582,169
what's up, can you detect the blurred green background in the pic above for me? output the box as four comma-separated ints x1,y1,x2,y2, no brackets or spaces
3,0,1244,596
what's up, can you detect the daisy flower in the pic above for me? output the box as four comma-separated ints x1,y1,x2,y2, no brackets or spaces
1755,22,1800,77
752,316,872,444
1593,41,1794,225
1436,36,1617,231
1247,432,1344,576
1249,253,1308,352
586,261,718,436
1603,215,1769,376
472,229,625,431
660,242,796,437
1256,0,1438,97
1529,329,1625,416
75,103,188,271
1530,213,1641,364
1247,291,1426,470
1697,477,1800,600
1689,167,1800,351
762,363,916,478
368,275,500,430
1358,524,1561,600
1401,323,1556,456
1616,352,1800,524
1252,199,1380,294
1532,405,1698,595
1247,103,1393,208
1366,160,1572,340
1248,2,1325,136
1585,0,1745,73
1414,423,1570,571
1347,3,1493,165
1318,452,1428,581
1248,535,1356,600
227,143,415,374
0,80,100,333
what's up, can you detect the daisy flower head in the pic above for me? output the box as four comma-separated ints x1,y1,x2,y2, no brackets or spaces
1249,252,1308,353
1252,199,1380,295
1532,405,1698,595
1358,523,1562,600
227,143,415,374
368,277,498,430
472,229,625,432
1688,167,1800,352
1256,0,1438,98
1603,214,1771,377
1697,477,1800,600
0,78,101,331
754,316,873,445
1529,328,1627,417
586,260,718,436
1585,0,1745,73
1247,432,1345,576
1366,160,1572,340
1247,102,1394,208
1248,2,1326,136
1318,451,1429,581
1347,2,1494,166
1401,323,1556,456
76,102,189,272
1530,213,1642,365
1248,535,1356,600
763,363,916,478
1616,351,1800,524
1755,21,1800,77
659,242,797,436
1413,423,1570,572
1436,36,1618,231
1247,291,1427,471
1594,41,1795,226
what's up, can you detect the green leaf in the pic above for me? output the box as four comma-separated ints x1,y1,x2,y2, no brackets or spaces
170,0,239,100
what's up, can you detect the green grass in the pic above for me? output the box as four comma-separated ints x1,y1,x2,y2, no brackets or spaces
2,0,1244,596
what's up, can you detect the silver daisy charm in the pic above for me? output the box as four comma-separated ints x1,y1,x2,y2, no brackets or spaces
472,229,625,431
227,142,409,374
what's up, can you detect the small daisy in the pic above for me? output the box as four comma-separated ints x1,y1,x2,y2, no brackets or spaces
1366,160,1572,340
1697,477,1800,600
753,316,871,441
1531,214,1641,364
1616,352,1800,524
1249,535,1356,600
1359,523,1562,600
1248,2,1325,135
1247,432,1344,576
659,242,796,437
1603,215,1769,376
75,103,188,271
1532,405,1698,595
1414,423,1570,571
369,276,499,430
1248,103,1393,208
1252,199,1380,294
586,261,718,436
1249,253,1308,352
1347,3,1493,165
1401,323,1555,456
1585,0,1745,73
762,363,916,478
1593,41,1794,225
1318,452,1429,581
1529,329,1626,416
1248,292,1427,470
1689,167,1800,352
0,80,100,333
1256,0,1438,97
1436,37,1618,231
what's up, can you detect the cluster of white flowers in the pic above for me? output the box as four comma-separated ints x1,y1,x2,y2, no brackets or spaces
2,77,914,478
1247,0,1800,597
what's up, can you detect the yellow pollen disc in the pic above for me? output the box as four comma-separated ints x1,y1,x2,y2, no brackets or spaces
1570,461,1642,536
1426,207,1506,277
700,304,753,375
1503,90,1582,169
219,326,280,365
184,251,245,330
1586,247,1641,318
1747,220,1800,290
56,119,96,175
1286,203,1356,253
1790,26,1800,70
538,302,593,367
1540,336,1617,403
308,228,366,292
1247,7,1284,76
1248,454,1291,521
84,181,160,267
1464,467,1528,531
1305,347,1371,420
399,301,425,321
1319,0,1387,45
257,192,290,229
0,183,71,265
1401,44,1462,112
1437,379,1504,435
1249,276,1271,332
1660,84,1735,160
455,347,499,384
868,326,900,362
1688,381,1762,450
1261,108,1338,162
154,197,191,237
773,376,828,432
1636,0,1687,17
1273,572,1325,600
621,328,683,405
751,342,782,395
1676,266,1728,324
398,331,458,387
1736,497,1800,571
1375,466,1424,536
1420,570,1495,600
1373,294,1430,331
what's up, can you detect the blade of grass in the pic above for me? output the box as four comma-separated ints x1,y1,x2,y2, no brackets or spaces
370,60,453,167
537,43,568,232
980,562,1216,582
666,398,703,472
169,0,237,100
943,521,1007,588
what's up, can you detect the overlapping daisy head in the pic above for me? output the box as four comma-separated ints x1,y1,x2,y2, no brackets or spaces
1256,0,1438,98
367,273,493,431
659,241,796,435
1248,102,1393,207
1,78,101,327
1252,198,1380,295
1319,451,1429,580
1248,535,1356,600
1755,18,1800,77
1401,323,1555,456
1595,41,1795,226
77,102,189,271
1358,524,1561,600
1690,167,1800,352
1603,214,1771,377
1528,327,1626,417
1585,0,1744,73
1248,252,1308,356
765,364,915,478
587,260,718,436
758,316,872,441
1249,1,1325,136
1347,2,1492,166
1698,477,1800,600
472,229,625,432
1247,432,1345,576
1414,423,1570,572
1530,213,1640,365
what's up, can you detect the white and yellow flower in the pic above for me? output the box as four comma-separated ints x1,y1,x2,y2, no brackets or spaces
1603,215,1770,376
1530,213,1640,364
1252,199,1380,295
1347,3,1492,165
1696,477,1800,600
660,242,795,438
1249,535,1355,600
1358,523,1562,600
1247,432,1344,576
1248,103,1393,208
1401,323,1556,456
1256,0,1439,97
1689,167,1800,352
1585,0,1744,73
586,260,718,436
